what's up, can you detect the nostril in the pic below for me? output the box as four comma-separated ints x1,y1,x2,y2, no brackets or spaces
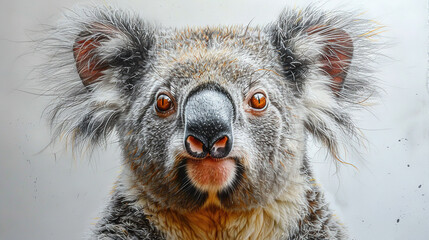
212,136,228,150
210,135,232,158
185,135,207,158
187,136,204,153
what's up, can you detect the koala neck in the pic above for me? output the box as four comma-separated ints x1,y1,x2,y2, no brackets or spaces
131,172,309,240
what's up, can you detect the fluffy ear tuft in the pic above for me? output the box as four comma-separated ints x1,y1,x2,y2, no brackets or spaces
40,6,156,151
268,7,381,162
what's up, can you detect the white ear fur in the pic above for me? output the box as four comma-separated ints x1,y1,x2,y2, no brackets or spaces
302,71,350,158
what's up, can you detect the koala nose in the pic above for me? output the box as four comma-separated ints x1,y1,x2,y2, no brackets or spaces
184,88,234,159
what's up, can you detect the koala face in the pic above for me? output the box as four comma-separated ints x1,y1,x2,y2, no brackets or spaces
44,6,376,215
116,28,307,211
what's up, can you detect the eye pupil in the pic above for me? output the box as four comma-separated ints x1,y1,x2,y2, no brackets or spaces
250,93,267,110
156,94,173,112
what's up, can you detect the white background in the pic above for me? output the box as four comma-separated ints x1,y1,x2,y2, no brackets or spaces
0,0,428,239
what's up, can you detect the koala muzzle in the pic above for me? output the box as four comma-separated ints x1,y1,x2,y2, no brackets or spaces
184,88,234,159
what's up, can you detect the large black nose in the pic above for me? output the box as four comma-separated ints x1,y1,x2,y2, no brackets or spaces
184,88,234,159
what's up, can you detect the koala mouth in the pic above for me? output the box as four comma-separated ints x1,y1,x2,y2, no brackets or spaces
185,157,237,192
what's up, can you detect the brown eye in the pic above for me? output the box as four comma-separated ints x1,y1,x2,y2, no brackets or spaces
156,94,173,112
249,92,267,110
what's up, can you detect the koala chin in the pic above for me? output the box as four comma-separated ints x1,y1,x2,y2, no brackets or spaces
42,5,380,240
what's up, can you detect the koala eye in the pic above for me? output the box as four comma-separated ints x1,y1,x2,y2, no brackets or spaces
249,92,267,110
156,94,174,113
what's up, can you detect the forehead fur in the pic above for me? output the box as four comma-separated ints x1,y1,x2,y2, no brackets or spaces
149,26,283,99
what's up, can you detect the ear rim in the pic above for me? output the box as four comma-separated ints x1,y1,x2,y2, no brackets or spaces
307,26,354,93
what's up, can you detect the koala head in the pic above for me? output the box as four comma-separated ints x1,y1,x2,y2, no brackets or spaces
43,6,377,212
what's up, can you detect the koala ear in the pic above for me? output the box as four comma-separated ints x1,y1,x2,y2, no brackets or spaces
307,26,354,93
42,7,155,149
268,8,379,161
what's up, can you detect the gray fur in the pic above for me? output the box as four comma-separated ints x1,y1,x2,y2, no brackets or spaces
40,5,380,240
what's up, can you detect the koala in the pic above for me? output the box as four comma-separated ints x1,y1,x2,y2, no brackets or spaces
41,5,379,240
